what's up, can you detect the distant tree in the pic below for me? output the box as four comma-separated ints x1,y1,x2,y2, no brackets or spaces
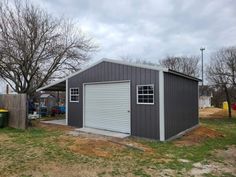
207,47,236,118
120,56,160,67
0,1,96,96
121,55,200,77
211,86,236,108
159,56,200,77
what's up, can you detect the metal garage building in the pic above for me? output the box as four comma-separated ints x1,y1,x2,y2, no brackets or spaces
37,59,200,141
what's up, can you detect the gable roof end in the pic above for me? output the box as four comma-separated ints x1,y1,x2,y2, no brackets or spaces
37,58,201,92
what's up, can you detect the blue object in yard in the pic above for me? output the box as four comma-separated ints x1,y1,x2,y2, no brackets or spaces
59,106,65,114
40,106,47,117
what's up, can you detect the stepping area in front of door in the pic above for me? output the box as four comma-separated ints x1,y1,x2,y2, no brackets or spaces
76,127,130,138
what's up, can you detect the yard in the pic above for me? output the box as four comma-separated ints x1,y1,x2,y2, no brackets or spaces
0,109,236,177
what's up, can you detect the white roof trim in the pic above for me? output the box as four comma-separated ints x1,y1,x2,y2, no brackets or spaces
63,58,168,81
36,79,66,92
103,58,169,72
37,58,169,92
40,94,51,98
36,58,200,92
37,59,105,92
37,58,200,92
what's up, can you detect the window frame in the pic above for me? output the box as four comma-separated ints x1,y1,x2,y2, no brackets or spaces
70,87,79,102
136,84,154,105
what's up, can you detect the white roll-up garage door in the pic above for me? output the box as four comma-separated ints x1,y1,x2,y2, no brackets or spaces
84,82,131,134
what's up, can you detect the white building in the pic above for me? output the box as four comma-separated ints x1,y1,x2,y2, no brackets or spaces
199,85,212,108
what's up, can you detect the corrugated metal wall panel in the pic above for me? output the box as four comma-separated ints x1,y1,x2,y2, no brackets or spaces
164,72,199,139
68,61,160,139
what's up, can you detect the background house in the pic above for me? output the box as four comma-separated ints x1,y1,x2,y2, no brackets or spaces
199,85,212,108
40,94,56,110
35,92,66,116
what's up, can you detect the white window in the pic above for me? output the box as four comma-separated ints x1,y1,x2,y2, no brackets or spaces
137,85,154,104
70,88,79,102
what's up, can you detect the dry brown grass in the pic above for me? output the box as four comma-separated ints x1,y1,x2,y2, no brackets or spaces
57,133,154,159
58,135,124,158
215,145,236,164
33,120,154,157
2,160,113,177
0,134,11,142
199,107,236,118
36,121,74,132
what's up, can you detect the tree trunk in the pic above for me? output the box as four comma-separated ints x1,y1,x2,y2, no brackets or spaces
224,86,232,118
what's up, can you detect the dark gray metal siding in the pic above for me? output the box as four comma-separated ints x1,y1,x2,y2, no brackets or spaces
68,61,160,139
164,72,199,139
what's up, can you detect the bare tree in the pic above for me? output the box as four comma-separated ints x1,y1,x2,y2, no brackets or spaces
121,55,199,77
207,47,236,118
0,1,96,96
159,56,200,77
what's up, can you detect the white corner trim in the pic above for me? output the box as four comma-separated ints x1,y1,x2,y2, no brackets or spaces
159,70,165,141
82,83,85,128
65,79,68,125
197,84,200,124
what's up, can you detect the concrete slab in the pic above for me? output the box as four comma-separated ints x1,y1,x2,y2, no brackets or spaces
76,127,130,138
41,119,66,126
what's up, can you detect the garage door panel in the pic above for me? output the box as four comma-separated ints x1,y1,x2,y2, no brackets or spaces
84,82,131,134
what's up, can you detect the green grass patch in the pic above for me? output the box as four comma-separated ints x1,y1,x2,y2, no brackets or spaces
0,118,235,176
137,118,236,171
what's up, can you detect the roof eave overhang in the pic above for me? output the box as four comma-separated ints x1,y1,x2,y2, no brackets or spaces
36,79,66,92
168,69,202,82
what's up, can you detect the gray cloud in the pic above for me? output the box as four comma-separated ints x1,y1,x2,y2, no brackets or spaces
20,0,236,63
1,0,235,93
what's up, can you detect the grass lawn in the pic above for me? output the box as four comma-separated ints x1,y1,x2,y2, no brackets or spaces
0,118,236,177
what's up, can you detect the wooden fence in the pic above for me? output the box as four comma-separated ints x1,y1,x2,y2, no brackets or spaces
0,94,27,129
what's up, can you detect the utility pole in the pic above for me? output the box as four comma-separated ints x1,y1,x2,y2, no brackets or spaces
200,47,205,86
6,84,9,94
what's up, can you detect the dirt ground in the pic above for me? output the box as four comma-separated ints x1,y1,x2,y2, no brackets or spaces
174,126,224,147
199,107,236,118
58,134,124,158
38,122,153,158
40,121,224,154
188,146,236,176
36,121,74,131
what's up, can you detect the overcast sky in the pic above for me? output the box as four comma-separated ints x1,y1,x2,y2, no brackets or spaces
32,0,236,64
1,0,236,92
